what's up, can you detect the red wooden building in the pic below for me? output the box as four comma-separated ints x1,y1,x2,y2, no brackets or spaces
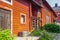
0,0,56,36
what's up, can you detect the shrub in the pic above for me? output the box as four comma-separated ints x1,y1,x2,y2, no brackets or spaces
38,30,53,40
42,23,60,33
30,29,41,36
30,29,53,40
0,29,15,40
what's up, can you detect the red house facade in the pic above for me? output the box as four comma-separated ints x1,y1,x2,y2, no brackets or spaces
0,0,56,36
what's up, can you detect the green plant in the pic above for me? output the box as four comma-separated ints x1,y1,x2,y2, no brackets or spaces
0,29,15,40
30,29,54,40
42,23,60,33
30,29,42,36
38,30,53,40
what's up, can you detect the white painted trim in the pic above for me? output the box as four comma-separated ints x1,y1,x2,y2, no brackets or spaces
5,7,13,34
0,0,13,5
11,9,13,34
0,6,13,34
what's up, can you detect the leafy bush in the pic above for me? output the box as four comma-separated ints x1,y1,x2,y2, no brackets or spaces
42,23,60,33
0,29,15,40
38,30,53,40
30,29,42,36
30,29,53,40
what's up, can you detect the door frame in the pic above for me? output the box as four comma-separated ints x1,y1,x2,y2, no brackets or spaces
0,5,13,34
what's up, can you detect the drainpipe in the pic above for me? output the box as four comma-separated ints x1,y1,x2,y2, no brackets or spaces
41,8,42,28
29,1,32,32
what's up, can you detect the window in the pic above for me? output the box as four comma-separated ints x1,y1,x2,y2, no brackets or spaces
1,0,12,5
57,20,60,23
5,0,11,2
20,14,26,24
46,9,48,15
46,15,50,23
58,13,60,16
0,8,11,29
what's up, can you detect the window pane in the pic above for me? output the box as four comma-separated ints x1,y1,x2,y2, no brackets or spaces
6,0,11,2
57,20,60,22
0,8,11,29
21,15,25,24
46,16,50,23
58,13,60,16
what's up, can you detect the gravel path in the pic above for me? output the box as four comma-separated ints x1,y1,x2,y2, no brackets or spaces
53,33,60,40
57,34,60,40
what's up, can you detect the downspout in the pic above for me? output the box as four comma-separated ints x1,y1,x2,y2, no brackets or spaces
29,1,32,32
40,0,43,28
51,12,53,23
41,8,42,28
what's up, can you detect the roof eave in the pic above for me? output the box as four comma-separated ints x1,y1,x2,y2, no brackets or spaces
32,0,42,7
42,0,57,17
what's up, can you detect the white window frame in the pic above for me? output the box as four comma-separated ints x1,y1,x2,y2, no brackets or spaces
46,9,48,15
58,13,60,16
1,0,13,5
20,13,26,24
46,15,50,23
0,6,13,34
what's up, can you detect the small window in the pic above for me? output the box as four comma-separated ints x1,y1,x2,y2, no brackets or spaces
58,13,60,16
46,16,50,23
20,15,25,24
6,0,11,2
46,9,48,15
1,0,12,5
57,20,60,22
